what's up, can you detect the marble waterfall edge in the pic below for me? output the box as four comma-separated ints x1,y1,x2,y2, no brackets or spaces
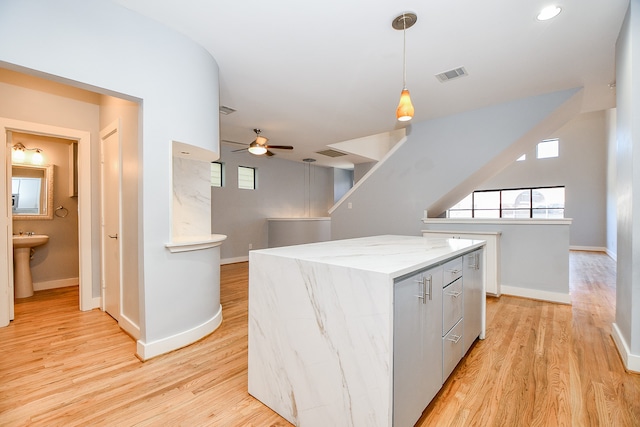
248,253,392,426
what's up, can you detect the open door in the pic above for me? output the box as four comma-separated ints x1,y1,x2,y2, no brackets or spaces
100,121,122,321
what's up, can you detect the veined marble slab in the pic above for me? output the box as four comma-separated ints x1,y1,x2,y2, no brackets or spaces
248,235,484,427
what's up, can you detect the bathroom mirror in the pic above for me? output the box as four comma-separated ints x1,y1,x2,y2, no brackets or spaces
12,164,54,220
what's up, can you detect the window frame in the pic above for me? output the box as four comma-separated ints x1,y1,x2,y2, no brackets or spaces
211,161,223,188
238,165,257,190
447,185,565,219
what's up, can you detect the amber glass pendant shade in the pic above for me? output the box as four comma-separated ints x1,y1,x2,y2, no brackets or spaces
396,88,414,122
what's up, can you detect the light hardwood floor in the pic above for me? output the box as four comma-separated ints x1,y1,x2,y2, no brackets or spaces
0,252,638,426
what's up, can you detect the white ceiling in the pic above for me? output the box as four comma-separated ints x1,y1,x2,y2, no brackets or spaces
113,0,629,168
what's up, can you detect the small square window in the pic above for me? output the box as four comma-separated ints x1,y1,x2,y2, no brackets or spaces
211,162,223,187
517,154,526,162
238,166,256,190
537,139,559,159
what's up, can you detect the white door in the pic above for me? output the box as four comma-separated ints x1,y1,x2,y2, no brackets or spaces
100,122,121,321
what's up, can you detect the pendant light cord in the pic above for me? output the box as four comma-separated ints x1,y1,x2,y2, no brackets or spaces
402,13,407,89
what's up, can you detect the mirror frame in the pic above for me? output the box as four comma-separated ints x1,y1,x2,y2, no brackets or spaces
12,163,54,220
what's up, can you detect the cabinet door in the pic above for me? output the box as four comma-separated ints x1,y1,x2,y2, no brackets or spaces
393,266,443,427
463,249,483,353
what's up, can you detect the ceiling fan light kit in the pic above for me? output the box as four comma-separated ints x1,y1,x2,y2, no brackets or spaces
235,128,294,156
393,12,417,122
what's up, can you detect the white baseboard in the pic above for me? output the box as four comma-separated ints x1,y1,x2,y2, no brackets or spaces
33,277,78,291
90,296,101,310
119,313,140,340
569,246,607,253
221,256,249,265
500,285,571,305
136,304,223,361
612,322,640,373
606,248,617,261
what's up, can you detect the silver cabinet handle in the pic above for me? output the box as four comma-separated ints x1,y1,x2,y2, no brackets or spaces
445,290,462,298
414,275,433,303
447,334,462,344
108,234,118,239
447,268,461,275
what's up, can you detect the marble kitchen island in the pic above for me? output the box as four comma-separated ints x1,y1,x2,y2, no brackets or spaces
248,235,486,427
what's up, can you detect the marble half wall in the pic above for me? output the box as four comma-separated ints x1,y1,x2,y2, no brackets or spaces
172,155,212,238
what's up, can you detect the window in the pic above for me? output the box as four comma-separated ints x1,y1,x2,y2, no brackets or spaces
537,138,559,159
238,166,256,190
448,186,565,219
211,162,223,187
516,154,526,162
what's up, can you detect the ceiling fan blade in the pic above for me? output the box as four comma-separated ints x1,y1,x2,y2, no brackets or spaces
232,148,248,153
265,150,275,157
265,145,293,150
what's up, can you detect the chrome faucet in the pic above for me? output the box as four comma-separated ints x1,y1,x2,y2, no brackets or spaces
26,231,35,236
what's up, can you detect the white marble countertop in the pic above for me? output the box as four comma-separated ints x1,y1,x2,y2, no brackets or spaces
165,234,227,253
251,234,485,278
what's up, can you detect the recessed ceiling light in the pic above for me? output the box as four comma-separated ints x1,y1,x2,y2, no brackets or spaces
537,5,562,21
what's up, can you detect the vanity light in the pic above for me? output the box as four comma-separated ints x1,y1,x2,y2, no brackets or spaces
12,143,26,163
537,5,561,21
32,149,44,165
12,142,44,165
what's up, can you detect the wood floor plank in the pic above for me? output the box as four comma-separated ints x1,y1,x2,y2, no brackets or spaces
1,252,639,426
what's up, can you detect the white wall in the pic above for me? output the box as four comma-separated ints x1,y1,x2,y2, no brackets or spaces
331,88,582,240
478,111,608,249
613,0,640,370
212,143,334,262
0,0,221,357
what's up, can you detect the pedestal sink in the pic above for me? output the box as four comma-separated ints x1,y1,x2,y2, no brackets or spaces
13,234,49,298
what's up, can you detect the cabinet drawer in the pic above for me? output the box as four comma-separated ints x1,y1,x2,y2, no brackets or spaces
443,278,463,335
443,318,464,381
442,257,463,285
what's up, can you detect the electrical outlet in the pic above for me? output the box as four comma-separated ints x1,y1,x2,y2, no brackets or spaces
249,243,253,249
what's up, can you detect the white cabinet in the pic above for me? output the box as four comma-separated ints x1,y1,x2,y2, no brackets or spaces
463,249,484,353
422,230,500,295
393,265,443,427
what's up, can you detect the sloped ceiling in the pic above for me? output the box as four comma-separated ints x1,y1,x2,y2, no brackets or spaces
112,0,629,168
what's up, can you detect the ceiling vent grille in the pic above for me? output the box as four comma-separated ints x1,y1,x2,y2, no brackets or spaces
316,149,348,158
435,67,468,83
219,105,236,115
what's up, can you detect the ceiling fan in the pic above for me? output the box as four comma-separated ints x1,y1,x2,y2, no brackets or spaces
232,129,293,156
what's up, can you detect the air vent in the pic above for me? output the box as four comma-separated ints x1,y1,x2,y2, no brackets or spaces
435,67,468,83
316,149,348,158
219,105,236,115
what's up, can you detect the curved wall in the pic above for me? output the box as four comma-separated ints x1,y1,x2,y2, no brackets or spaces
0,0,222,358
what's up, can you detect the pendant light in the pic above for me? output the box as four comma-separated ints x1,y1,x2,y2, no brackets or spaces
393,12,417,122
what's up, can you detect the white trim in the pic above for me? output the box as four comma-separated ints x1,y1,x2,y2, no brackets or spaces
136,304,223,361
33,277,78,292
422,218,573,226
606,248,617,261
91,296,101,310
221,255,249,265
119,313,140,340
501,285,571,304
165,234,227,253
569,245,607,252
612,323,640,373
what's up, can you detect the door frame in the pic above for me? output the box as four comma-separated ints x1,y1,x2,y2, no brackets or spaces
99,120,123,319
1,118,95,326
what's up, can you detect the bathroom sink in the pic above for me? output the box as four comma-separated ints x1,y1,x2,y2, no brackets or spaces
12,234,49,298
13,234,49,249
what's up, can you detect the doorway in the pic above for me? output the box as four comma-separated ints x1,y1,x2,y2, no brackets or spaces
1,118,95,326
